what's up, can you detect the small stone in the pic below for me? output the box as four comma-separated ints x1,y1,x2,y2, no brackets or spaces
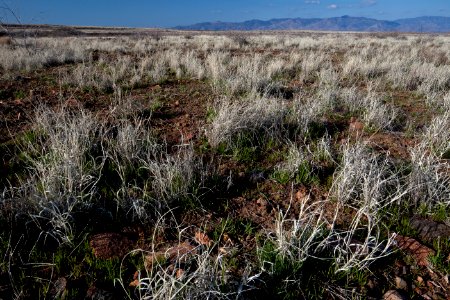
183,132,194,142
349,116,364,132
422,294,432,300
219,247,227,254
383,290,407,300
66,97,80,108
133,271,139,280
129,279,139,287
51,277,67,299
175,268,185,279
295,187,308,203
256,198,267,207
223,234,229,242
174,100,180,106
195,231,212,246
222,233,232,244
413,287,423,296
395,276,408,290
367,279,377,289
417,276,424,285
168,241,197,262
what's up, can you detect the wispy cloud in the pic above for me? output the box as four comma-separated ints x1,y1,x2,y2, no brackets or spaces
304,0,320,4
327,4,338,9
361,0,377,7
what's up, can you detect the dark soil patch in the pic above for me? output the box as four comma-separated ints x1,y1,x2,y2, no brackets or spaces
141,79,215,149
367,132,417,160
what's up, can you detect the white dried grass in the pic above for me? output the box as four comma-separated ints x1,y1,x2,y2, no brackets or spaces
207,94,287,147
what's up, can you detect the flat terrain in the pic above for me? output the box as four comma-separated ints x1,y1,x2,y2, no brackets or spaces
0,25,449,299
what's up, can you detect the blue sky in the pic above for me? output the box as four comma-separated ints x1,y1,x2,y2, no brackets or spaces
2,0,449,27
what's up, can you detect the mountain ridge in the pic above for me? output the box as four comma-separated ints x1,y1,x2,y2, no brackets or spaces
174,16,450,32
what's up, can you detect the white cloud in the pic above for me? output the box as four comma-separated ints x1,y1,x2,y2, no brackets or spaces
305,0,320,4
361,0,377,7
327,4,338,9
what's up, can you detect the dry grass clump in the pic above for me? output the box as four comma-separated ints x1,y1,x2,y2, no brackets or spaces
299,52,330,83
62,48,206,90
259,141,410,294
274,143,309,178
141,146,197,206
408,112,450,208
361,91,397,131
324,142,411,271
2,105,104,245
105,91,200,213
294,81,397,134
126,217,256,300
1,100,200,242
0,37,88,71
206,94,288,148
25,105,101,203
330,142,405,208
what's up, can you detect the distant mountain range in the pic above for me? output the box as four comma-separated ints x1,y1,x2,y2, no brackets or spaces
174,16,450,32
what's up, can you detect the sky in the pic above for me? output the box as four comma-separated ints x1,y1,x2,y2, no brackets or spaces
1,0,449,28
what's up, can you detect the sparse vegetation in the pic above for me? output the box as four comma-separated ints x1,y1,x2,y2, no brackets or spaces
0,26,449,299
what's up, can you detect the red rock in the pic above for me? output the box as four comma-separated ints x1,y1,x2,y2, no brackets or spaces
256,198,268,207
129,279,139,287
175,268,185,279
144,241,197,270
395,276,408,290
349,116,364,132
184,132,194,141
66,97,80,108
167,241,197,261
89,232,135,259
383,290,406,300
295,187,308,204
144,252,165,269
195,231,212,246
393,234,436,267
